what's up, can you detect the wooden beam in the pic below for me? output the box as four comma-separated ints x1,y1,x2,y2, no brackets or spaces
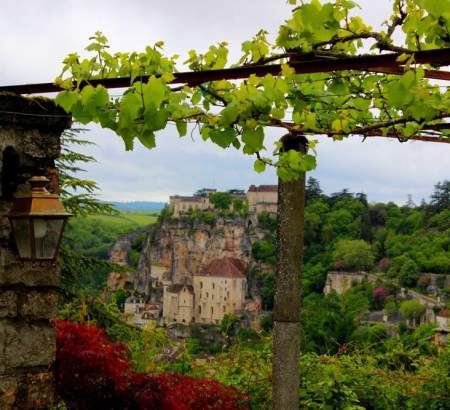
0,48,449,95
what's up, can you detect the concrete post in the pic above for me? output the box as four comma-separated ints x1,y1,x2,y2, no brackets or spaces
272,133,307,410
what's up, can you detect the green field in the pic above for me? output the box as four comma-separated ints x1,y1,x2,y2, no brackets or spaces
62,211,158,259
85,211,159,227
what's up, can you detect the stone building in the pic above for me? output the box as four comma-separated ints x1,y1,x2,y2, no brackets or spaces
169,195,212,217
247,184,278,215
324,271,368,294
162,284,194,324
124,296,161,327
436,309,450,328
193,257,247,324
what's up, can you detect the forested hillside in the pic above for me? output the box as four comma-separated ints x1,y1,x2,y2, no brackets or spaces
253,178,450,308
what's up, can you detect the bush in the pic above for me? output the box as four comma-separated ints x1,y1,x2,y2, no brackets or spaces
333,239,374,271
257,212,277,232
398,259,420,287
399,300,426,324
53,320,249,410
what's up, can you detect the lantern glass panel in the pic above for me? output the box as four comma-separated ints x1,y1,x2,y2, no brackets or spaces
34,218,64,259
11,219,32,259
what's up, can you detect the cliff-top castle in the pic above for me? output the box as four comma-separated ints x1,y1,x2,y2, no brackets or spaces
169,184,278,217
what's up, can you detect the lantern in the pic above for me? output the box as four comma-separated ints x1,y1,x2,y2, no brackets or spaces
8,176,71,261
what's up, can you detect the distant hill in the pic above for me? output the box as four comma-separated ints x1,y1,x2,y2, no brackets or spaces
111,201,167,211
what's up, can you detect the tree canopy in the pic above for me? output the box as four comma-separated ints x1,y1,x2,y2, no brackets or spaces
54,0,449,181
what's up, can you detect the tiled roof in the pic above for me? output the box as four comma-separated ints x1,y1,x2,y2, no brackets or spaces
196,257,246,279
166,284,194,294
248,184,278,193
438,309,450,318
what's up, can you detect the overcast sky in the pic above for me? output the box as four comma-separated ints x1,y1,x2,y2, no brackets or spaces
1,0,448,203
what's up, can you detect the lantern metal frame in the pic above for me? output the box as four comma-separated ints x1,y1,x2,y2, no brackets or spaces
7,176,71,261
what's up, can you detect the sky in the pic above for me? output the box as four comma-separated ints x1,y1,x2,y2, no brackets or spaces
1,0,448,204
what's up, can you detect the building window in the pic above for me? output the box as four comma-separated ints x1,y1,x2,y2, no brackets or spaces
227,291,230,298
223,306,226,313
212,283,215,289
206,292,209,298
212,294,214,300
211,307,214,316
200,281,203,288
198,305,201,314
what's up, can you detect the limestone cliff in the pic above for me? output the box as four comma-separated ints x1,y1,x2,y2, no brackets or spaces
138,216,259,288
107,226,152,292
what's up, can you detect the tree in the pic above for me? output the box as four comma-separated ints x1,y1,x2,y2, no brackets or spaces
54,2,450,408
429,180,450,214
400,300,426,327
333,239,374,271
305,176,322,204
209,192,233,211
398,259,420,287
194,188,210,197
57,128,116,216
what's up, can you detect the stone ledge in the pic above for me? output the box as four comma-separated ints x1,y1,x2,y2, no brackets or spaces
0,254,59,286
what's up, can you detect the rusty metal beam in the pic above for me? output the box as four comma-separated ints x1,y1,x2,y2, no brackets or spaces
0,48,449,95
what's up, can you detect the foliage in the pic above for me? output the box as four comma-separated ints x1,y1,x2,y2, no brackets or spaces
59,248,127,296
53,320,249,410
398,259,420,287
209,191,233,211
190,335,450,410
63,212,155,259
252,240,276,266
301,291,369,354
399,300,426,322
57,128,116,216
54,2,450,181
257,211,277,232
333,239,374,271
256,271,275,310
429,180,450,214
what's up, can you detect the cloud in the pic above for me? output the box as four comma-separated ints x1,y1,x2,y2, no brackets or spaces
1,0,448,204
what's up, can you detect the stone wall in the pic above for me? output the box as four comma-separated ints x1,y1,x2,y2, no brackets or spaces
0,93,70,409
324,271,370,295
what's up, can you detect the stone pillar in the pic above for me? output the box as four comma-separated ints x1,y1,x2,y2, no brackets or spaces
0,93,71,409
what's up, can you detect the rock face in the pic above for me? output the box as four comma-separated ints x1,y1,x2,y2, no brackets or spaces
107,226,152,293
138,217,254,287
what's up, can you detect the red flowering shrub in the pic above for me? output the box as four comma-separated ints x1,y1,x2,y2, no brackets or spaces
372,287,389,309
53,320,248,410
53,319,134,408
